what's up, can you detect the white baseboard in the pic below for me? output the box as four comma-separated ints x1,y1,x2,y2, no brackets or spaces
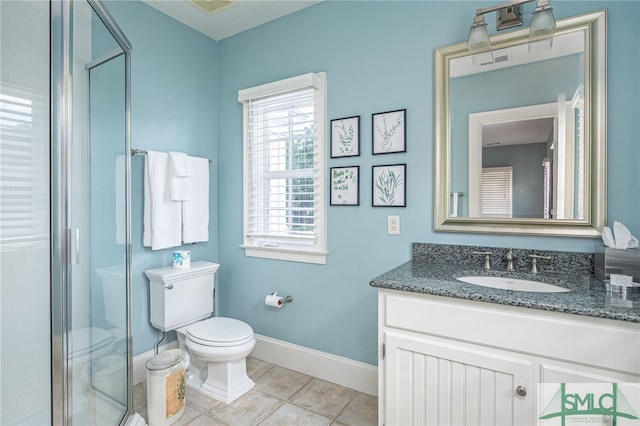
252,334,378,397
132,336,378,397
132,341,178,385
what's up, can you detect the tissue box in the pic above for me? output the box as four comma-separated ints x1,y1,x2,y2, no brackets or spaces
594,245,640,282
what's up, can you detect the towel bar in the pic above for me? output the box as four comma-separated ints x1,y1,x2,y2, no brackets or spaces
131,148,212,164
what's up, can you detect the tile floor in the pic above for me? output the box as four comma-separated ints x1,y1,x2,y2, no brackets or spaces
134,356,378,425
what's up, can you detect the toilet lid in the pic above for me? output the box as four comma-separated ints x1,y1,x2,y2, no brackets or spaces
187,317,254,347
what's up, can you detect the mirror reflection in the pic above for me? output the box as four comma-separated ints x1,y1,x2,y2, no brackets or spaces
449,31,584,220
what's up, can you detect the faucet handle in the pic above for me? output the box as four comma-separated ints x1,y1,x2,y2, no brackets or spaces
529,254,551,274
473,251,493,270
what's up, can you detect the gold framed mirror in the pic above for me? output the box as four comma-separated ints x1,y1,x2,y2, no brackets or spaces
434,10,606,237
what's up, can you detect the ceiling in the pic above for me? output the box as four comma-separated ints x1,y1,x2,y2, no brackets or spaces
141,0,321,41
482,117,554,148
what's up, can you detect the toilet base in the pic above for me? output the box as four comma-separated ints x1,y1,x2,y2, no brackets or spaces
175,318,256,404
186,358,255,404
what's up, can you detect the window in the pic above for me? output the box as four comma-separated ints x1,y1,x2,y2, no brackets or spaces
238,73,327,264
481,166,512,218
0,85,49,250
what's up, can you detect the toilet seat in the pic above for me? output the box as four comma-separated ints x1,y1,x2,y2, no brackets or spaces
187,317,254,347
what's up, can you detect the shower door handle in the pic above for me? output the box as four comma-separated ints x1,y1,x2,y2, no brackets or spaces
68,228,80,265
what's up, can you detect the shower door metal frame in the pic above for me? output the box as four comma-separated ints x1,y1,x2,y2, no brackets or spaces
51,0,132,424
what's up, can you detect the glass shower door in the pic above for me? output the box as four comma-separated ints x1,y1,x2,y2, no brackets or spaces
52,0,132,424
71,3,129,423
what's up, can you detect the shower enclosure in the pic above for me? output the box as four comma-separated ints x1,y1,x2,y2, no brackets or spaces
1,0,140,424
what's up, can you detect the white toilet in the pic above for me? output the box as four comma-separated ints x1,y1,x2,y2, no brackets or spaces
145,261,256,404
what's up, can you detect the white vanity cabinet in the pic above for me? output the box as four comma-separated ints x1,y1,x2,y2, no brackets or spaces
378,289,640,426
384,330,533,425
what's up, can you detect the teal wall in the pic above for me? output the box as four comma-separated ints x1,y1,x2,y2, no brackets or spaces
483,143,548,218
89,54,126,331
217,1,639,366
105,1,219,356
104,1,639,365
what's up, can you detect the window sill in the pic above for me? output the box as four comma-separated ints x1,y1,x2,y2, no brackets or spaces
241,245,328,265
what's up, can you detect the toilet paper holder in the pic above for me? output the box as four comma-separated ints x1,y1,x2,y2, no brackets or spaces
267,292,293,306
272,292,293,304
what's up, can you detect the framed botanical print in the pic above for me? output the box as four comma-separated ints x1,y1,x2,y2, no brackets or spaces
372,164,406,207
330,166,359,206
372,109,406,154
330,116,360,158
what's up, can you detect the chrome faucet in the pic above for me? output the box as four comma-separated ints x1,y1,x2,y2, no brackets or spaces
505,248,515,271
529,254,551,274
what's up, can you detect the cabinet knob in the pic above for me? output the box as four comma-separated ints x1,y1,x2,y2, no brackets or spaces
165,283,174,290
515,385,527,397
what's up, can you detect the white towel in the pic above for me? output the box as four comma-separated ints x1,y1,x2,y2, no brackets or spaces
143,151,182,250
169,151,190,176
115,155,125,244
169,151,190,201
451,192,459,218
182,156,209,244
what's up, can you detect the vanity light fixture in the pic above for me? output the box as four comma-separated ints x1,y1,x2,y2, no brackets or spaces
467,0,556,52
529,0,556,40
468,14,491,52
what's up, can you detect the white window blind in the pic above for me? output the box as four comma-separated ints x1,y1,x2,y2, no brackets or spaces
239,73,327,264
481,166,512,218
0,85,49,249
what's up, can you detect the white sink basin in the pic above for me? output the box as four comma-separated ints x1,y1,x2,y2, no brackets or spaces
456,276,571,293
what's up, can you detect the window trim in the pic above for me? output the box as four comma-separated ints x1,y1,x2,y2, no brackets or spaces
239,72,328,264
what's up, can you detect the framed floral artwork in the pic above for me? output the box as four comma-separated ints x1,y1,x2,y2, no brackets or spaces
330,166,359,206
372,109,406,154
330,116,360,158
372,164,406,207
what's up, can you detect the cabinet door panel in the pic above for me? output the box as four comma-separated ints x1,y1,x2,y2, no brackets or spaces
464,365,482,425
385,331,532,426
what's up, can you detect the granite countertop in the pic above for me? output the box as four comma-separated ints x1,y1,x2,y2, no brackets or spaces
370,259,640,323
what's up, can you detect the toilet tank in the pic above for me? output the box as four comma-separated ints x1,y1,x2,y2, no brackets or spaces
145,261,220,331
96,265,126,330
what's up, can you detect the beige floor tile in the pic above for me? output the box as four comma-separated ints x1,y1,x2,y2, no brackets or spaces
259,402,332,426
290,379,358,418
254,366,312,400
186,387,224,413
133,383,146,410
186,413,228,425
208,390,283,425
162,406,200,426
335,393,378,426
247,356,274,380
133,361,378,425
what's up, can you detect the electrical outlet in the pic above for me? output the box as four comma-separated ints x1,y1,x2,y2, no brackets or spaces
388,215,400,235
